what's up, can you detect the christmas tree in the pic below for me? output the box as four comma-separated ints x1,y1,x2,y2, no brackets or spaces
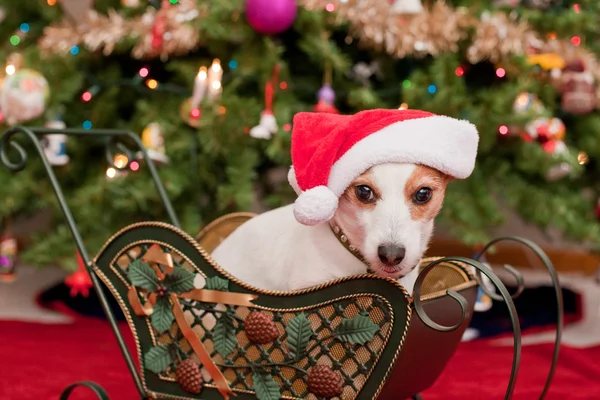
1,0,599,270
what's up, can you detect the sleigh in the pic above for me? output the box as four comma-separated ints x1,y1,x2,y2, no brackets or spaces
0,127,563,400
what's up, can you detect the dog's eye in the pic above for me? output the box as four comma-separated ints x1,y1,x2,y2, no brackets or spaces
413,187,433,204
355,185,375,203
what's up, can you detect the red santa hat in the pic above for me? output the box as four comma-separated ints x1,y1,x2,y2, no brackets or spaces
288,108,479,226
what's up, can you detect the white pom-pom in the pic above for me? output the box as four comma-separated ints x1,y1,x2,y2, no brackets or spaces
249,125,272,139
259,111,278,133
293,186,339,226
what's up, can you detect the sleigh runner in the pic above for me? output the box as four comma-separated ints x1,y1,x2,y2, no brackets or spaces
0,126,562,399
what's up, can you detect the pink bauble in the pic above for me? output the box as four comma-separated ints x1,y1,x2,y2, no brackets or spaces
245,0,297,35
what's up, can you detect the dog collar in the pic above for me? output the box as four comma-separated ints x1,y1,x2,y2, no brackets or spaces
329,223,372,269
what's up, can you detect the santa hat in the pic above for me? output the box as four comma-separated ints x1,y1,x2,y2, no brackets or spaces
288,109,479,226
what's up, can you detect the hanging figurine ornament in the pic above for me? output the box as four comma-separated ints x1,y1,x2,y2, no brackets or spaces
250,64,280,139
140,122,169,164
559,58,596,115
314,62,339,114
64,251,93,298
150,0,171,53
42,115,69,166
524,116,565,144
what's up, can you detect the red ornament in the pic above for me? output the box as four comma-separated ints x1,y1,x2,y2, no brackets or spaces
151,0,170,50
65,251,93,298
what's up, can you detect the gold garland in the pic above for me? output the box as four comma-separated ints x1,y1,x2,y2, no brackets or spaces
38,0,204,60
36,0,600,76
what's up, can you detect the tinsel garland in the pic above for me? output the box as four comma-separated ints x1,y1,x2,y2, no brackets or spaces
36,0,599,72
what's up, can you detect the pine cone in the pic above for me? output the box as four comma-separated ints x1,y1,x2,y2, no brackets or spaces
307,365,343,398
176,358,203,394
244,312,279,344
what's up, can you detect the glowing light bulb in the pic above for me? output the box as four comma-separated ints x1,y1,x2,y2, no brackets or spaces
198,66,207,80
578,152,589,165
190,108,201,119
130,161,140,171
106,168,117,179
47,0,57,5
279,81,288,90
113,154,129,169
571,36,581,46
211,59,221,72
283,123,291,131
82,91,92,102
139,67,149,78
496,68,506,78
498,125,509,135
326,3,335,11
455,66,464,77
147,79,158,89
5,64,15,75
398,103,408,110
212,81,221,90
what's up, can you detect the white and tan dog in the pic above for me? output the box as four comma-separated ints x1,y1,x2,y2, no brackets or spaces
210,109,478,296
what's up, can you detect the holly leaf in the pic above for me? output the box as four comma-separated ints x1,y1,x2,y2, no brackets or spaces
286,313,313,360
205,276,229,291
163,267,195,294
127,259,159,291
334,315,378,345
213,314,236,358
151,296,175,334
144,344,173,374
252,370,280,400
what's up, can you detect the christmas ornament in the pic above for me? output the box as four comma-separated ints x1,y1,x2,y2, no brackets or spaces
524,117,565,143
59,0,94,23
180,97,201,128
141,122,169,164
0,233,17,282
250,65,280,139
314,84,339,114
349,61,381,87
244,311,279,344
512,92,545,116
526,53,565,71
391,0,424,14
42,117,69,166
150,0,171,51
245,0,297,35
0,68,50,125
176,358,203,394
307,365,343,398
560,59,596,115
65,251,93,298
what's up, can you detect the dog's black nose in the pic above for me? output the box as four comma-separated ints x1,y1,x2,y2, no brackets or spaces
377,245,406,266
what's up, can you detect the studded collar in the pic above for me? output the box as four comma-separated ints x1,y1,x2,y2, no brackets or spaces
329,222,371,269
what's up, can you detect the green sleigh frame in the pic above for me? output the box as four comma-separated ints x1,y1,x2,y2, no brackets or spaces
0,126,563,400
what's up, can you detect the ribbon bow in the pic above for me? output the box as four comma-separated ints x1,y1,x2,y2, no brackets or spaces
127,244,257,399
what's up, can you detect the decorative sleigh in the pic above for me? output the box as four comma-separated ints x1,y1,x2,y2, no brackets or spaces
0,127,563,400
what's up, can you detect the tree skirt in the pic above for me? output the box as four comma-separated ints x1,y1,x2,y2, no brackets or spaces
0,314,598,400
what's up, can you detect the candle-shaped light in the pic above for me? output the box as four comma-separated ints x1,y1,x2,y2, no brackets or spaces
191,66,207,109
207,59,223,100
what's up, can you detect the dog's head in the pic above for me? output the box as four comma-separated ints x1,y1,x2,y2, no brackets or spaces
332,163,452,279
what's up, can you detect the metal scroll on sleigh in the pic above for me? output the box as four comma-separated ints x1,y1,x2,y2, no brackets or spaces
0,126,563,400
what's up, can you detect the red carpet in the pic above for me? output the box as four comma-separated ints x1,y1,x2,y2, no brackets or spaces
0,316,599,400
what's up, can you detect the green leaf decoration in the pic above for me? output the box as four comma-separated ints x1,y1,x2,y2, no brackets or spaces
127,259,159,291
213,314,237,358
163,267,195,294
144,344,174,374
151,296,175,334
252,370,281,400
205,276,229,291
286,313,313,360
334,314,379,345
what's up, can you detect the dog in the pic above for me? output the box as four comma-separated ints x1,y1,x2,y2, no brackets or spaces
210,162,452,296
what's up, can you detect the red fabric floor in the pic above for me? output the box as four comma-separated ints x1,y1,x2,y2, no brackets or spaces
0,315,599,400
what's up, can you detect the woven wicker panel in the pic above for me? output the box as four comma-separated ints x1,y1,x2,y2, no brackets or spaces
116,243,395,400
196,213,256,254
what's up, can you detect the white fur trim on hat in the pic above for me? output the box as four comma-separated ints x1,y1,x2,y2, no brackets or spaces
287,167,301,195
292,186,338,226
327,115,478,196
